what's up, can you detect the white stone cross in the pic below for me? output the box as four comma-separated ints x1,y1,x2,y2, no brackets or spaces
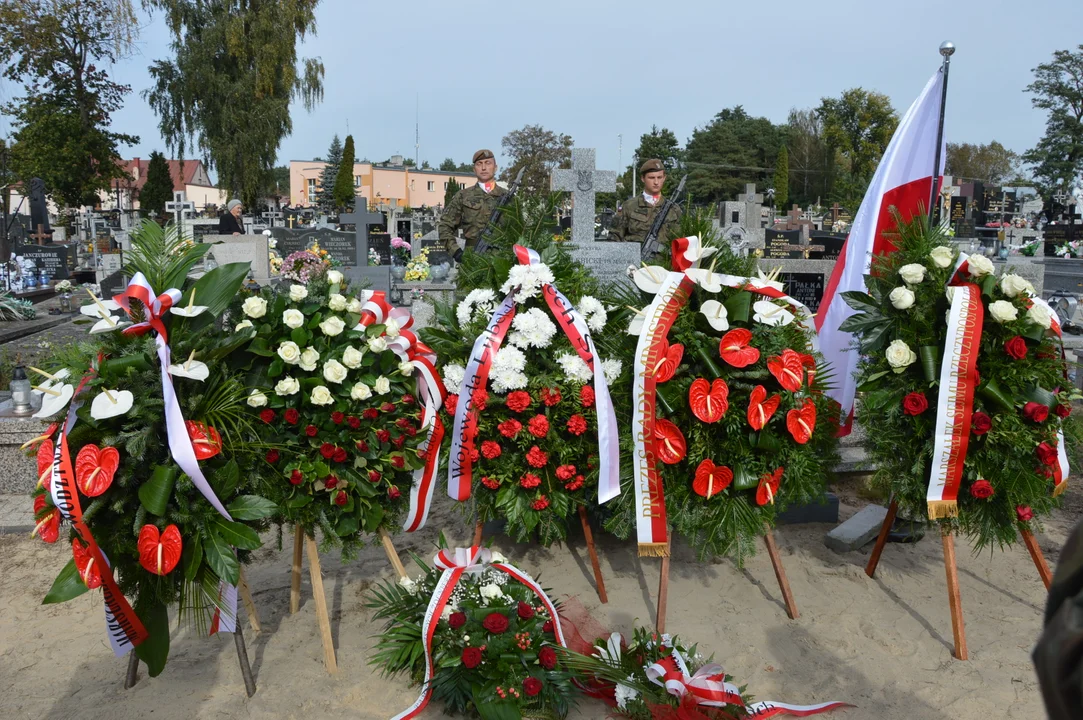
550,148,616,246
165,191,194,229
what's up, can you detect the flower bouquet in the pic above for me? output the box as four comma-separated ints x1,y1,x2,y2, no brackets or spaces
29,221,274,676
405,246,432,282
367,546,576,720
840,215,1076,546
392,236,412,265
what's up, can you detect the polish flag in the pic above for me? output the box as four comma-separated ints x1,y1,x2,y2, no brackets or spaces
814,69,946,434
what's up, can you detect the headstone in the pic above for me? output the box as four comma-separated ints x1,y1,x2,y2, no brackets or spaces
764,229,807,259
190,219,220,242
99,269,127,298
777,271,827,312
338,198,391,294
807,232,846,261
165,191,194,233
28,178,51,236
261,211,283,228
782,204,815,242
14,243,75,279
206,235,271,284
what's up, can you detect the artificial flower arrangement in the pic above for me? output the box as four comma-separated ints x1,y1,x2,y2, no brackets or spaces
232,261,445,552
367,546,577,720
369,247,382,266
405,246,432,282
423,244,623,546
29,221,275,676
604,211,839,561
841,215,1077,546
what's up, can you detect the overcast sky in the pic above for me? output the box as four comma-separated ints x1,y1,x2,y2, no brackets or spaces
3,0,1081,180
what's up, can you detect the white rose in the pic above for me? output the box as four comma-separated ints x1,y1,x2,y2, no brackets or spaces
310,385,333,405
479,584,504,601
289,284,308,302
384,318,401,339
1000,273,1034,298
967,253,995,278
374,376,391,395
327,270,343,285
347,297,363,314
398,576,418,595
350,382,372,400
283,309,304,329
945,286,956,303
277,341,301,364
898,263,926,284
328,293,347,311
368,336,388,353
234,320,253,332
247,390,268,407
241,296,267,318
885,339,917,373
988,300,1019,324
889,286,915,310
1027,302,1053,329
319,316,345,336
342,346,364,369
299,346,320,371
929,246,954,268
323,359,348,384
275,376,300,396
398,361,415,376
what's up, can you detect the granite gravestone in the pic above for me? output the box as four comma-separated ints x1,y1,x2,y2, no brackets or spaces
15,243,75,279
765,229,806,259
206,235,271,284
339,198,391,294
165,191,194,235
808,232,846,260
778,272,827,313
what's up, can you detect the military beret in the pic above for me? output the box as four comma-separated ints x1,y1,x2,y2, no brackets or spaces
640,158,665,175
472,149,495,163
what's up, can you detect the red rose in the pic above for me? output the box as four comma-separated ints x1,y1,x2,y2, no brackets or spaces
531,496,549,511
259,408,276,424
528,415,550,438
1016,505,1034,522
391,455,405,469
266,450,280,463
542,620,553,633
461,647,482,669
506,391,532,413
445,394,459,415
969,479,994,499
396,417,412,429
381,402,396,413
333,447,348,462
971,412,992,435
320,442,336,459
347,415,361,429
356,440,370,453
284,408,300,425
1024,402,1050,423
1056,403,1072,419
471,388,489,412
482,613,509,634
518,601,535,620
1037,466,1054,479
523,677,543,697
1037,441,1058,466
481,476,500,490
368,469,381,483
526,446,548,468
540,387,562,406
324,475,338,489
580,385,595,408
334,491,348,506
402,394,415,405
305,424,319,437
555,464,576,481
404,425,417,437
538,646,557,670
388,486,401,500
498,419,523,438
566,414,588,435
289,469,303,485
376,429,391,443
1004,336,1028,360
520,473,541,489
481,440,502,460
448,611,467,629
363,408,379,420
565,475,584,491
392,435,406,449
331,411,344,424
902,392,928,416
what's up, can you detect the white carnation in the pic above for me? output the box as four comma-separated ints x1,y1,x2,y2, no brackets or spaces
508,307,557,349
283,309,305,329
456,288,498,326
241,296,267,318
246,390,268,407
277,341,301,364
310,385,333,405
898,263,927,284
342,346,364,369
289,284,308,302
500,262,555,301
299,346,320,372
602,358,623,383
350,382,372,400
1000,273,1034,298
988,300,1019,323
967,253,995,278
323,359,348,384
889,286,915,310
557,353,594,384
885,339,917,373
615,681,639,710
1027,302,1053,329
442,363,466,392
275,376,300,396
374,376,391,394
319,316,345,336
929,245,955,268
328,293,347,311
577,296,608,332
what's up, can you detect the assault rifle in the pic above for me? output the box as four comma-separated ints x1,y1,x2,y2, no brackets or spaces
470,166,526,257
640,174,687,260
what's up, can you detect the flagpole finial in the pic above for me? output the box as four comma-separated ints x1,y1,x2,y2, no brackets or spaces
939,41,956,57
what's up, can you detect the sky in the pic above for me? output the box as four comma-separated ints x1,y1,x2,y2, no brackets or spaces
3,0,1082,181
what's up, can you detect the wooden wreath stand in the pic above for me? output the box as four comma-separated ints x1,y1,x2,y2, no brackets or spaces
473,504,609,604
654,523,798,633
864,499,1053,661
123,566,261,696
288,523,409,674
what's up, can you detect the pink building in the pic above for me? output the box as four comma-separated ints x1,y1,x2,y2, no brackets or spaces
290,159,476,210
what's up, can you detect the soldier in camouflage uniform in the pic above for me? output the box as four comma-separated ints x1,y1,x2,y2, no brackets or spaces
609,158,682,247
439,149,509,261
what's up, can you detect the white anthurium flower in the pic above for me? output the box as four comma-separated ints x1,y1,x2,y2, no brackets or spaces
36,368,71,389
681,235,717,266
753,269,785,292
80,299,120,317
633,265,669,295
169,293,208,317
90,389,135,419
594,633,624,666
752,300,795,327
699,299,729,331
89,316,131,334
33,383,75,418
626,311,645,336
168,361,209,381
685,267,723,293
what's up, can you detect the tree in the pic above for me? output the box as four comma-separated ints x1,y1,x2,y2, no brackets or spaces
439,157,457,171
265,165,290,205
144,0,325,207
315,134,342,211
139,151,173,218
444,177,460,206
816,89,898,182
1023,46,1083,194
500,124,573,195
785,108,836,206
685,107,785,203
0,0,138,209
333,134,356,209
773,145,789,209
946,141,1023,185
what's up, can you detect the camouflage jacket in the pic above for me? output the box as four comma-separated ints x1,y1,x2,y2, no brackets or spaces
438,183,509,254
609,194,683,247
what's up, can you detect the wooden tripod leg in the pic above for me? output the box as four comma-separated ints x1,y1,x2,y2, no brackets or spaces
304,535,338,673
378,527,409,580
289,524,304,615
238,566,261,635
472,520,483,546
656,536,671,634
763,528,800,620
865,499,899,579
234,629,257,697
578,505,608,604
124,651,139,689
1021,529,1053,591
941,531,968,661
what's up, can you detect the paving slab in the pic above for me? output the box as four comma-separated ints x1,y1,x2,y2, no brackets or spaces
824,503,888,553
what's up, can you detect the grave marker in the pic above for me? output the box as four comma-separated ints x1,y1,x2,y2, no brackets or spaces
338,198,390,294
165,191,195,232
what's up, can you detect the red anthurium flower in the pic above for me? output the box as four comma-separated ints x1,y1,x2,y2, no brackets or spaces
72,538,102,589
755,467,784,506
785,399,817,444
719,328,760,368
767,349,805,392
798,352,817,386
36,438,55,490
185,421,222,460
689,378,728,423
747,385,781,431
138,524,182,576
75,444,120,497
693,459,732,499
32,495,59,543
654,419,687,464
652,339,684,383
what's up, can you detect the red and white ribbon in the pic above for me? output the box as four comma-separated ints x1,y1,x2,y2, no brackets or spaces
392,547,567,720
114,273,182,341
645,651,744,708
747,700,851,717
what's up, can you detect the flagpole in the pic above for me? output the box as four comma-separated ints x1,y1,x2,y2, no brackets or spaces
929,41,955,222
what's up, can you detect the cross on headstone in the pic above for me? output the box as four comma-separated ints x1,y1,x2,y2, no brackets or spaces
29,224,50,245
830,203,843,223
262,211,283,227
737,183,763,205
165,191,194,229
785,205,814,229
550,148,616,246
339,197,384,267
737,183,764,230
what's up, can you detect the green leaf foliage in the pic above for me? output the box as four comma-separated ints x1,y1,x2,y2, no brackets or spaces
42,559,91,604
